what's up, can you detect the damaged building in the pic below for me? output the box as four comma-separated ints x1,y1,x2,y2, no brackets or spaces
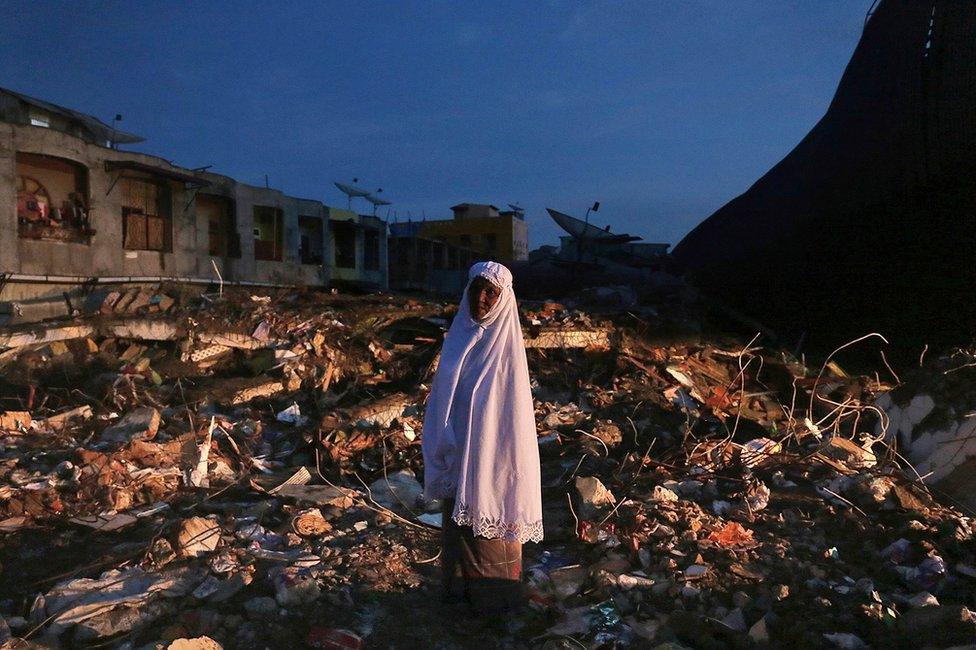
387,221,479,295
410,203,529,263
0,87,389,324
672,0,976,352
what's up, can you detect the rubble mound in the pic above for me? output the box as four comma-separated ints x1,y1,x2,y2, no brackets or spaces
0,286,972,648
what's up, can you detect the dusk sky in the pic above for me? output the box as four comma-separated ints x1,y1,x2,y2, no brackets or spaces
3,1,869,249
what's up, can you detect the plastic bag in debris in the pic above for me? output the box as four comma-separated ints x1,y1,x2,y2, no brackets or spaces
276,403,309,426
591,600,632,646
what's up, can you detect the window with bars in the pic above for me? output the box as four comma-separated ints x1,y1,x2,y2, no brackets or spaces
121,177,172,251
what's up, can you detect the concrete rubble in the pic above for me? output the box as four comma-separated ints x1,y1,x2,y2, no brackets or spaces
0,284,973,647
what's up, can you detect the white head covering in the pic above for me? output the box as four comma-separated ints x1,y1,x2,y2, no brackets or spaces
422,261,543,543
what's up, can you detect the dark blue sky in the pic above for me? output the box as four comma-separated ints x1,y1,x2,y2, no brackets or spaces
4,1,868,248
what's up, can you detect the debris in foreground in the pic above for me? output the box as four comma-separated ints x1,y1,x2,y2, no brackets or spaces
0,286,972,648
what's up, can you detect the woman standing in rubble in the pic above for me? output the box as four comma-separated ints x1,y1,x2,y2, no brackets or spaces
422,260,543,615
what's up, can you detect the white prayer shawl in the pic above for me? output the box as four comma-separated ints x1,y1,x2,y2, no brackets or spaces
422,261,543,544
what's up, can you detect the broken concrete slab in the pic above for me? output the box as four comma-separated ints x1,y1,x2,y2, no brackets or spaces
106,319,183,341
0,324,96,350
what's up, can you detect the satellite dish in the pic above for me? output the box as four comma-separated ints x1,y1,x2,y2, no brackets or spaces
334,182,370,198
334,180,371,209
364,194,392,206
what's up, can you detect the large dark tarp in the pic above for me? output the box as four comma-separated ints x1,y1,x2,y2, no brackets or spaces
672,0,976,352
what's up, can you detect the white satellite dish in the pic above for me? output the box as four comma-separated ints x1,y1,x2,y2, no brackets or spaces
364,193,392,215
334,182,370,197
334,181,371,209
364,194,392,206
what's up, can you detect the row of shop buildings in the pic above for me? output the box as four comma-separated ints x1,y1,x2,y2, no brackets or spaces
0,87,528,322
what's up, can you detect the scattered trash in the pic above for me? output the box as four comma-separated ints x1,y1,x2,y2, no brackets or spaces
0,287,972,647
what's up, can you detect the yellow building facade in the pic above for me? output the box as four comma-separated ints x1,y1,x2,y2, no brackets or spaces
417,203,528,262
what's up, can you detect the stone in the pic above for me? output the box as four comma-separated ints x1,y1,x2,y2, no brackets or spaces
748,617,769,644
684,564,708,579
772,584,789,600
732,590,752,609
591,420,623,448
177,517,221,558
651,485,679,502
575,476,615,519
617,574,655,590
822,632,867,649
907,591,939,608
101,407,161,444
626,616,660,641
243,597,278,621
900,605,976,645
721,608,747,632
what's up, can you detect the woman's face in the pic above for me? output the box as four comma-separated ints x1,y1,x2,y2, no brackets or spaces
468,276,501,321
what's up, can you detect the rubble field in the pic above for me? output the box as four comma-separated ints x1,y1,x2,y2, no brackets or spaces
0,284,974,649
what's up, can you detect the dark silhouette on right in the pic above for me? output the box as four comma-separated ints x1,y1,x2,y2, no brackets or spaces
673,0,976,354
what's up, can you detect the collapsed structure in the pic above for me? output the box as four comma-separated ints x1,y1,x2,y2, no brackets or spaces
0,279,974,648
0,86,392,324
673,0,976,351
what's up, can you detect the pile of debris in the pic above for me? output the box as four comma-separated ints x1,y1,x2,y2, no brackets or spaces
0,285,972,648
